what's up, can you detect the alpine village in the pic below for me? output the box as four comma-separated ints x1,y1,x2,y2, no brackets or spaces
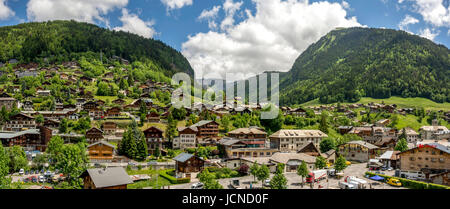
0,21,449,190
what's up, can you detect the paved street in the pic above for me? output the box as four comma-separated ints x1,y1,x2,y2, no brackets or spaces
168,163,406,189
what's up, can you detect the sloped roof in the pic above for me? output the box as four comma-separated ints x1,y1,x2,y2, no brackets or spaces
344,140,379,149
270,129,327,138
227,127,267,135
81,167,132,188
270,152,316,164
173,153,194,162
87,141,115,149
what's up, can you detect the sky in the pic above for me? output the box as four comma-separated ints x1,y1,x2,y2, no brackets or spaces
0,0,449,80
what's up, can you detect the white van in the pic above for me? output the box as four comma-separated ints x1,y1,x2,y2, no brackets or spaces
19,169,25,175
339,181,355,189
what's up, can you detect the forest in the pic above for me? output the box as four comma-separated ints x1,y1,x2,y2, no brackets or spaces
0,20,194,77
279,27,450,105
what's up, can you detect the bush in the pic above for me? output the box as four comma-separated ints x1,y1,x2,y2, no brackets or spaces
365,172,449,189
159,169,190,184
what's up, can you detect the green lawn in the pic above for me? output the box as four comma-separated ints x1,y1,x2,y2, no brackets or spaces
301,97,450,111
126,169,173,189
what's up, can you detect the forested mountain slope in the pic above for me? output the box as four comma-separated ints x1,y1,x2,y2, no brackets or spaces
0,20,194,76
279,27,450,105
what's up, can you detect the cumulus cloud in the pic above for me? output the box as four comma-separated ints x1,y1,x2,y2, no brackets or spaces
418,28,440,40
0,0,15,20
26,0,128,23
113,9,156,39
182,0,361,80
409,0,450,27
161,0,193,11
198,5,221,30
398,14,419,31
220,0,243,31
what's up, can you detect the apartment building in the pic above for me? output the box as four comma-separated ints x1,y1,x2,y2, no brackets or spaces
269,129,327,152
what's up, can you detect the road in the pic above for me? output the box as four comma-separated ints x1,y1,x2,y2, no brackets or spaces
168,163,406,189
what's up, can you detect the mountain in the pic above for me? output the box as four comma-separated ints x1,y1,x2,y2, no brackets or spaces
0,20,194,76
279,27,450,105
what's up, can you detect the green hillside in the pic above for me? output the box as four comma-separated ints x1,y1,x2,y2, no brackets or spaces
0,20,194,77
301,96,450,111
280,27,450,105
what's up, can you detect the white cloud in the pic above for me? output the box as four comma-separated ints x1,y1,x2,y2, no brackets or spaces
26,0,128,24
341,1,350,9
161,0,192,11
113,9,156,39
410,0,450,27
221,0,243,31
418,28,440,40
398,14,419,31
0,0,15,20
198,5,221,30
182,0,361,80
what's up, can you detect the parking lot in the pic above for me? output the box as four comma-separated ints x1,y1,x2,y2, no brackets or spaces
167,163,407,189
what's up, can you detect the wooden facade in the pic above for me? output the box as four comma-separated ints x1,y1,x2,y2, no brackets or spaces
87,141,115,161
144,126,164,155
86,127,104,143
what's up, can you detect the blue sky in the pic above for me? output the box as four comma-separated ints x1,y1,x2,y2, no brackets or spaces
0,0,449,78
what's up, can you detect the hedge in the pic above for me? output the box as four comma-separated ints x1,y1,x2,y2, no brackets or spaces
159,169,191,184
365,172,449,189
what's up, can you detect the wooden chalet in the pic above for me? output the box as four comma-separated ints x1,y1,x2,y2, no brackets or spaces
174,153,205,173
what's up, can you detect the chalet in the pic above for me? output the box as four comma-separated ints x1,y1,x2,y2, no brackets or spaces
218,137,278,159
173,127,197,150
338,126,353,135
226,127,267,148
321,149,337,164
96,100,106,106
82,101,99,111
55,102,64,111
101,121,117,135
4,113,36,131
398,143,450,176
0,126,52,151
419,125,449,141
89,107,105,120
146,112,160,123
269,129,327,152
143,126,165,155
297,142,321,157
104,72,114,79
43,119,60,129
375,119,390,127
80,167,132,189
106,107,121,117
80,76,93,83
0,94,16,110
338,141,379,163
59,73,69,80
85,127,104,143
174,153,205,174
378,150,400,169
112,98,126,105
21,109,76,121
231,107,252,115
270,152,317,172
36,90,51,97
398,127,420,144
87,141,115,161
288,107,307,117
191,120,219,140
69,112,80,120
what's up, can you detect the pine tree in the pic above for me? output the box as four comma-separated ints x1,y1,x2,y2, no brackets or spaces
166,112,177,148
319,112,329,134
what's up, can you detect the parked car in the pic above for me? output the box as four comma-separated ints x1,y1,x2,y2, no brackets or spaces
31,176,37,183
25,170,29,175
19,169,25,175
191,182,204,189
263,179,271,187
387,178,402,187
38,175,45,183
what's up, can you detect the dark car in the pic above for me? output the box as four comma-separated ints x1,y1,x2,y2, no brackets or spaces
25,170,29,175
31,176,37,183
